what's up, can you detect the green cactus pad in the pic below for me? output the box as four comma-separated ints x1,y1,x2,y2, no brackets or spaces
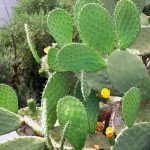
24,24,41,64
83,69,121,96
27,98,37,114
78,3,115,54
42,72,68,129
57,43,106,72
81,71,91,101
0,136,46,150
122,87,141,127
47,48,58,70
0,84,18,113
74,0,100,23
0,107,21,135
129,26,150,55
85,91,100,133
115,0,140,49
107,50,150,100
47,8,73,47
57,96,87,150
112,122,150,150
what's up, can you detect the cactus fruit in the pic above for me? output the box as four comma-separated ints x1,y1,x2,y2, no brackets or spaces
57,96,87,150
78,3,115,54
74,0,100,23
0,84,18,113
112,122,150,150
42,72,68,129
57,43,106,72
0,107,21,135
0,136,46,150
24,24,41,64
27,98,37,114
47,47,59,70
47,8,73,47
115,0,140,49
129,26,150,55
122,87,141,127
85,91,100,134
81,71,91,101
107,50,150,100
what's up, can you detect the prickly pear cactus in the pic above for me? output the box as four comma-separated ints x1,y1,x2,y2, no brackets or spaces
27,98,37,114
0,107,21,135
47,8,73,47
115,0,140,49
42,72,68,129
57,43,106,72
0,136,46,150
78,3,115,54
0,84,18,113
57,96,87,150
122,87,141,127
112,122,150,150
107,50,150,100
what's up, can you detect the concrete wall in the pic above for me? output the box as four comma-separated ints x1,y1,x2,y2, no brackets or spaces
0,0,16,27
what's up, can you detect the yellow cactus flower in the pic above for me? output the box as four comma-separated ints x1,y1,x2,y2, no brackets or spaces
100,88,110,99
44,46,50,54
105,127,114,138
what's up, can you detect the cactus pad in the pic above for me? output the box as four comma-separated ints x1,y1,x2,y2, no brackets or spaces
57,96,87,150
129,26,150,55
47,9,73,47
85,91,100,133
107,50,150,100
24,24,41,64
47,48,58,70
78,3,115,54
112,122,150,150
27,98,37,114
122,87,141,127
74,0,100,23
0,107,21,135
115,0,140,49
0,84,18,113
0,136,46,150
42,72,68,129
57,43,106,72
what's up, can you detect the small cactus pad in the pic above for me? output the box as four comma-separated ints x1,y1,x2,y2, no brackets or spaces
42,72,68,129
85,91,100,133
0,84,18,113
74,0,100,23
112,122,150,150
0,136,46,150
0,107,21,135
57,43,106,72
47,48,58,70
115,0,140,49
47,8,73,47
81,71,91,101
107,50,150,100
24,24,41,64
78,3,115,54
27,98,37,114
122,88,141,127
57,96,87,150
129,26,150,55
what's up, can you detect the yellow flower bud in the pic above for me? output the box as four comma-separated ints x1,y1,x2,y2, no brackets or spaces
44,46,50,54
105,127,114,138
100,88,110,99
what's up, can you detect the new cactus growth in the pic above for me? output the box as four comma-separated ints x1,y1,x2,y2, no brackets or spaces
27,98,37,114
